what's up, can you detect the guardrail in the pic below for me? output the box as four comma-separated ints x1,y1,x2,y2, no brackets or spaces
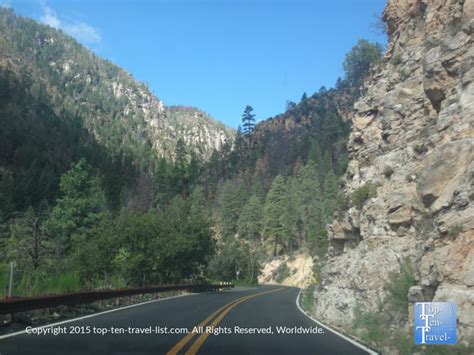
0,283,233,314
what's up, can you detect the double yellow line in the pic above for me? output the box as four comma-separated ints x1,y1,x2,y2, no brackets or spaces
167,288,284,355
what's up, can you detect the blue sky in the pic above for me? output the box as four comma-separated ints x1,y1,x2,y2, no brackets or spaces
4,0,387,128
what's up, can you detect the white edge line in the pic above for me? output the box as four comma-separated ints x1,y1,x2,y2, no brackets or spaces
295,288,378,355
0,292,196,340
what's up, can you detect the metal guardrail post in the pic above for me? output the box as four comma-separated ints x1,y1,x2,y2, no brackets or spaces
8,261,15,298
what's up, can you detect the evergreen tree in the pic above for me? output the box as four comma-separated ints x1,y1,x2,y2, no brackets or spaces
218,179,247,238
153,158,173,207
281,179,301,251
322,169,338,221
44,159,106,258
6,206,49,270
321,151,333,180
301,92,308,101
228,126,244,172
241,105,256,137
293,160,323,250
343,39,383,89
307,141,322,164
263,175,287,256
173,138,189,197
237,194,263,243
286,100,297,111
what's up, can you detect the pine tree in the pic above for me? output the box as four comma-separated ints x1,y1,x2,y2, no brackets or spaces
281,179,301,251
293,160,323,249
321,150,333,180
322,169,338,221
263,175,287,256
241,105,256,137
343,39,383,89
6,206,49,270
218,179,247,238
153,158,172,207
44,159,106,257
307,141,322,164
301,92,308,101
238,194,263,243
173,138,189,197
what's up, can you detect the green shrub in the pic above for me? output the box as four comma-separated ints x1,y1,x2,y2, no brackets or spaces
448,224,461,238
391,53,402,65
273,262,290,283
384,260,416,316
0,263,9,297
351,181,377,209
15,271,82,296
353,303,387,345
300,284,316,312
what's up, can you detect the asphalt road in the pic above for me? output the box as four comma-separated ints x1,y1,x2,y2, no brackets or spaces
0,285,374,355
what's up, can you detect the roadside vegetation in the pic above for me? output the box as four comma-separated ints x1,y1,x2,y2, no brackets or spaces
351,261,473,354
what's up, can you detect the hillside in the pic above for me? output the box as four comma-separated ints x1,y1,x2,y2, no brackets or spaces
0,9,233,165
0,8,233,214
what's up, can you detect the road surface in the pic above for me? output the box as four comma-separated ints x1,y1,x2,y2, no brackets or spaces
0,285,374,354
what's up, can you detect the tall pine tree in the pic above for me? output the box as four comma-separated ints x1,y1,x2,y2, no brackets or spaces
241,105,256,137
293,160,324,251
237,194,263,244
323,169,339,221
263,175,287,256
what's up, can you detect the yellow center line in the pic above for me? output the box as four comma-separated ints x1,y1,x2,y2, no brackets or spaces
166,292,256,355
184,288,284,355
166,288,284,355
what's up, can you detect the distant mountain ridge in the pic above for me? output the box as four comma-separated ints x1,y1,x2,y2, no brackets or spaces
0,8,234,166
0,8,233,214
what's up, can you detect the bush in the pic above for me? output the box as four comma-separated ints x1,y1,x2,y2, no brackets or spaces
0,263,9,297
208,239,261,285
448,224,461,238
15,271,82,296
343,39,384,88
391,53,402,65
384,260,416,316
353,304,387,345
352,260,418,351
351,181,377,209
300,284,316,312
273,262,290,283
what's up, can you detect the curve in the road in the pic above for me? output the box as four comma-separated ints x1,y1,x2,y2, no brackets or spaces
172,288,285,355
0,285,376,354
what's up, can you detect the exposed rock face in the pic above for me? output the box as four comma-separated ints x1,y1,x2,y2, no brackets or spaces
259,253,315,288
164,106,234,160
314,0,473,345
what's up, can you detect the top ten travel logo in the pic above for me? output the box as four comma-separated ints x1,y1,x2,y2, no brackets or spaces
414,302,456,345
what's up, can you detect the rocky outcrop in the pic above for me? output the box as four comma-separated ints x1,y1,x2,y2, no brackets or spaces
314,0,473,345
164,106,234,160
259,253,315,288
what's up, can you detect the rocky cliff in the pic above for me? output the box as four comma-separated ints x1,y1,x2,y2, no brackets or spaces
313,0,473,345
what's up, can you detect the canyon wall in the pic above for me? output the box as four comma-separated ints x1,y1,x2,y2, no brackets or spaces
314,0,473,345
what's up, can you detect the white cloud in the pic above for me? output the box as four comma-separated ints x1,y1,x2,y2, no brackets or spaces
63,21,101,44
39,3,101,45
40,6,60,28
0,0,12,9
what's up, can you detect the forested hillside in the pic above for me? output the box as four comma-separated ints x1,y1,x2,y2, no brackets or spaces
203,39,384,283
0,7,383,296
0,9,229,294
0,8,233,214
